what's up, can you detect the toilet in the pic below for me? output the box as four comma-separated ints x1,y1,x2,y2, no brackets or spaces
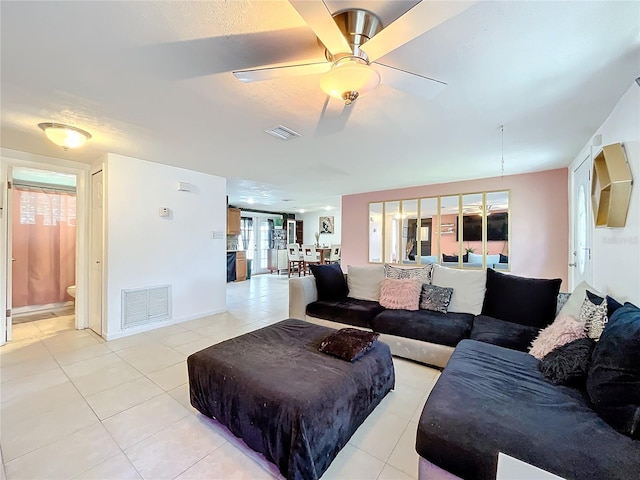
67,285,76,298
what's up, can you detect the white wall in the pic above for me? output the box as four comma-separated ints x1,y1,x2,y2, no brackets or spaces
570,83,640,303
300,208,342,247
104,153,227,338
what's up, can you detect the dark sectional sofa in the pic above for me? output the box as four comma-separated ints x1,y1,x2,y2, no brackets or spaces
289,270,566,368
289,267,640,479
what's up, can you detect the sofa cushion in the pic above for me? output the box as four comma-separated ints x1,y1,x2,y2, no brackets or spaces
539,338,595,386
587,302,640,438
482,268,561,328
347,265,385,302
556,281,602,319
318,328,380,362
528,314,585,360
379,278,422,311
370,310,473,347
419,284,453,313
306,298,384,329
416,340,640,480
431,265,486,315
470,315,541,352
309,263,348,301
580,292,608,340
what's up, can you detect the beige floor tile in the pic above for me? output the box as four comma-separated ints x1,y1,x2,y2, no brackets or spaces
168,383,198,413
172,337,219,356
1,378,83,425
85,376,164,420
1,396,98,462
0,340,50,366
1,367,70,404
158,330,204,348
103,393,189,449
116,342,185,375
62,352,143,397
105,333,157,352
144,324,188,340
174,440,278,480
52,342,112,366
349,408,407,462
148,361,188,391
125,414,227,480
377,463,415,480
4,423,120,480
387,422,419,478
72,452,142,480
42,330,102,354
34,316,76,336
9,323,42,342
322,444,385,480
0,351,59,383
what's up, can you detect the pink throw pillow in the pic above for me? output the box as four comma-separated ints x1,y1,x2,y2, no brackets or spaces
529,314,586,360
379,278,422,311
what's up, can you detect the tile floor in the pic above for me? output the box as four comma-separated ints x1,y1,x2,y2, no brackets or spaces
0,274,441,480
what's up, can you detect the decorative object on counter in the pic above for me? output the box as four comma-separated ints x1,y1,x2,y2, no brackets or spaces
314,231,320,246
320,216,334,234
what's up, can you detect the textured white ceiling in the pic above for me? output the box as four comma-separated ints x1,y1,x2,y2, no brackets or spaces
1,1,639,213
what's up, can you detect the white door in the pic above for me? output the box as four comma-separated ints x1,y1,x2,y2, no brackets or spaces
571,156,592,288
253,218,271,275
89,171,103,335
4,168,14,342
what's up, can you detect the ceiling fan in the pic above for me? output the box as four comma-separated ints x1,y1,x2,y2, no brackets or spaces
233,1,477,106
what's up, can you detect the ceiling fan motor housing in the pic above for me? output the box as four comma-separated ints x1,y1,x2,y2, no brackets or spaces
321,9,383,63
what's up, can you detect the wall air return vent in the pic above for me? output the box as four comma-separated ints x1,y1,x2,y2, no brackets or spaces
121,284,171,328
265,125,301,140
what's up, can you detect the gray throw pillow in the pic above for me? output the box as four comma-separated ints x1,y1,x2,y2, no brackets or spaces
384,264,433,284
580,294,608,340
420,284,454,313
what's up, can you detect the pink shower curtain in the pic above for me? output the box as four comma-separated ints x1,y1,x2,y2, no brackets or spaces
11,187,76,308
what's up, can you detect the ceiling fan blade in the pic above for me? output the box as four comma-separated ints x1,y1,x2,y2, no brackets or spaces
373,62,447,99
315,95,353,136
233,61,331,83
289,0,351,56
362,1,478,62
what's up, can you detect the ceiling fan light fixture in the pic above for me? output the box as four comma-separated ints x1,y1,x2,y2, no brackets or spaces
38,122,92,150
320,56,380,105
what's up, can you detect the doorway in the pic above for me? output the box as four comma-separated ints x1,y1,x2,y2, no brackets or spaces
1,155,90,345
571,155,592,289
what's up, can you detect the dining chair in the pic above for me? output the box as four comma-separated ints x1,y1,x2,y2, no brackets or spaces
287,243,304,277
302,244,321,274
326,244,341,264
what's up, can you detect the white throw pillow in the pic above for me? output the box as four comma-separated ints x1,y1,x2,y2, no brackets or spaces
431,265,487,315
347,265,385,302
557,281,603,319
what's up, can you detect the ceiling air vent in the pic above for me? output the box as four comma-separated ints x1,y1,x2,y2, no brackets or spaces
265,125,301,140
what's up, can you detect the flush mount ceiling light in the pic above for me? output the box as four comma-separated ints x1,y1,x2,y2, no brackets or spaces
320,55,380,105
38,122,92,150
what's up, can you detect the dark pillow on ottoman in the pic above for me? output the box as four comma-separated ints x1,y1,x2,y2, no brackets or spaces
318,328,380,362
442,254,458,262
481,268,562,328
309,263,348,301
587,302,640,438
539,338,595,386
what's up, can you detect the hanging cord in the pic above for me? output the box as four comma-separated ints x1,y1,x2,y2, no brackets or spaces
500,125,505,178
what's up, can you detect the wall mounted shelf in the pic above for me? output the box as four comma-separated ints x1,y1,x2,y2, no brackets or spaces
591,142,633,228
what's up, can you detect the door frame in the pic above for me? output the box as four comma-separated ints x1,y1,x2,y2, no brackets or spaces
569,151,593,291
0,148,91,345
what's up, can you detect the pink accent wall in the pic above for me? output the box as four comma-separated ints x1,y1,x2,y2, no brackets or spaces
341,169,569,288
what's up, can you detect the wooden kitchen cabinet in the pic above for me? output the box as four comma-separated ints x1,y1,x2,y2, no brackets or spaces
227,208,241,235
235,251,247,281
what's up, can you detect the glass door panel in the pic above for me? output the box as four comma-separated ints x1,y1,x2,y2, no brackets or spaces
401,199,418,264
461,193,484,269
419,198,438,264
486,190,510,270
369,202,383,263
384,201,400,264
440,196,460,267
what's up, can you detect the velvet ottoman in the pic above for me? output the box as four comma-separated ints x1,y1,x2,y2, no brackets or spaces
188,318,395,480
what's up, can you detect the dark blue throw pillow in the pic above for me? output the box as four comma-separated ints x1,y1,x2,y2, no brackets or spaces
309,263,348,301
587,302,640,438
